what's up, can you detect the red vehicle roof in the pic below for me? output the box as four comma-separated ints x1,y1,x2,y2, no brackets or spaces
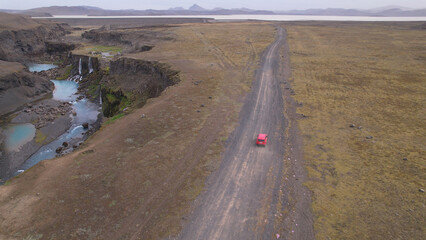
257,134,267,140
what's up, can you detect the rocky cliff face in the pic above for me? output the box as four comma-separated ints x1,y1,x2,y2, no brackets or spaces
0,13,73,116
45,42,75,55
82,29,131,45
0,60,54,116
100,58,180,116
108,57,180,89
0,13,71,62
66,53,100,77
81,26,173,53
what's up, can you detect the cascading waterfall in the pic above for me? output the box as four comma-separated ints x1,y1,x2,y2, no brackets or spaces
78,58,83,82
99,87,102,106
88,57,93,74
78,58,82,75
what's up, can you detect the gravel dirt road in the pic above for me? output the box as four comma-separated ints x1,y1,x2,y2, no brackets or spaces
179,26,288,239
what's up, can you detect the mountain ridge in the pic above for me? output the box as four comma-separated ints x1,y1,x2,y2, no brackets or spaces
0,5,425,17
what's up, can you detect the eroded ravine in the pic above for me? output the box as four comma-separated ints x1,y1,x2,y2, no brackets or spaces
178,26,287,239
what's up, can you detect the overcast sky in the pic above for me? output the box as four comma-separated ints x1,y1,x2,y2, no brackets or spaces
1,0,425,11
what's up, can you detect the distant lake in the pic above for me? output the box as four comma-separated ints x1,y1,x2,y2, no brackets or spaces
36,15,426,22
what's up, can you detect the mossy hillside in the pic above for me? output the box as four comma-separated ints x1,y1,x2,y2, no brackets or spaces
56,65,72,80
79,69,104,100
102,88,123,117
100,58,181,117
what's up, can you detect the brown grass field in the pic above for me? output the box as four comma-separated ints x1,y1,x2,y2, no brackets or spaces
1,20,425,239
283,21,425,239
0,22,276,239
121,22,277,238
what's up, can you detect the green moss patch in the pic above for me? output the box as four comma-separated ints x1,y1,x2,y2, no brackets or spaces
56,65,73,80
88,45,122,55
35,130,47,144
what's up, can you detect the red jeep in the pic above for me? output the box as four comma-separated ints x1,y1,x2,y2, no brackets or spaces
256,134,268,146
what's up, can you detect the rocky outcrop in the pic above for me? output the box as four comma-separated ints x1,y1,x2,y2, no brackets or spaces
108,57,180,88
45,42,75,55
12,101,73,129
0,12,71,62
0,60,54,116
100,88,123,117
137,45,154,52
81,27,166,53
82,29,131,45
100,58,180,117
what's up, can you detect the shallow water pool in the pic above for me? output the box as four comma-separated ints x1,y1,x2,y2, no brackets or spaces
19,80,100,171
27,63,57,72
51,80,79,101
4,124,36,152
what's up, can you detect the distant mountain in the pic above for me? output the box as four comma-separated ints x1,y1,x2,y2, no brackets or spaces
277,8,368,16
16,5,274,16
379,8,426,17
169,7,185,11
366,5,413,13
0,4,424,17
188,4,205,11
276,7,426,16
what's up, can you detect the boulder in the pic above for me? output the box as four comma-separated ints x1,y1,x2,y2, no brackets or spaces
55,147,63,153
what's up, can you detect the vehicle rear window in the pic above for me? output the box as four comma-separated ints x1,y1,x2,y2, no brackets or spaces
258,139,264,142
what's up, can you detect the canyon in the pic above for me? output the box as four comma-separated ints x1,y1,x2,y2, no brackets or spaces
0,12,182,183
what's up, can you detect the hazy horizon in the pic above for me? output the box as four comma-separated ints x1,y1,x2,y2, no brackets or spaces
1,0,426,11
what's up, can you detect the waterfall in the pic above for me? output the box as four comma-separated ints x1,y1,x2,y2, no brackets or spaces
78,58,82,75
88,57,93,74
69,75,80,82
99,87,102,106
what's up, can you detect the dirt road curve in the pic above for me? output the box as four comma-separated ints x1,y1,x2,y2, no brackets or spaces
179,26,287,239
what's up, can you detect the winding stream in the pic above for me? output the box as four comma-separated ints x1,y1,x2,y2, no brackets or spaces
2,64,58,152
19,80,100,171
0,63,101,183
